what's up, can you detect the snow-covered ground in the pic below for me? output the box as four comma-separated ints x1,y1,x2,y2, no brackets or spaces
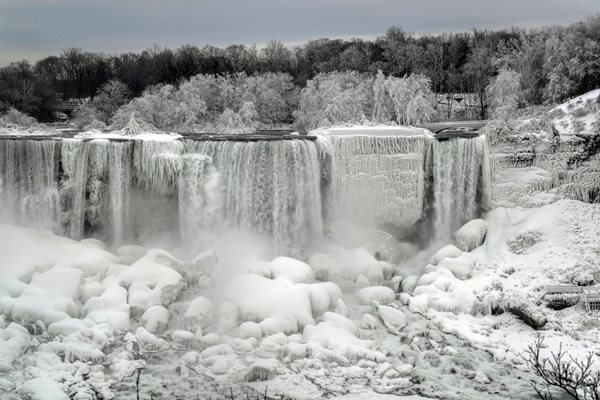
1,197,599,399
549,89,600,137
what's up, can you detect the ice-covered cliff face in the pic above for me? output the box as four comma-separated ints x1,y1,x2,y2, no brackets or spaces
489,134,600,208
318,134,431,231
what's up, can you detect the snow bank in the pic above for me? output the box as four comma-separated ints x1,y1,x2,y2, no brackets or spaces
21,377,67,400
309,248,392,284
0,323,31,371
224,274,314,333
0,267,83,324
0,224,116,279
119,256,185,313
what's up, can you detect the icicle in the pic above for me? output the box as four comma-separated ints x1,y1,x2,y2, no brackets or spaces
321,134,432,229
133,140,184,194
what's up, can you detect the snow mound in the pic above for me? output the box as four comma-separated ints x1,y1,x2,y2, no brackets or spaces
83,278,130,331
0,323,31,371
309,248,392,284
409,269,476,315
0,224,116,279
375,304,407,334
430,244,462,265
141,305,170,333
356,286,395,305
453,219,487,251
0,267,83,324
224,274,340,334
184,296,214,331
436,254,476,280
119,256,185,313
21,377,67,400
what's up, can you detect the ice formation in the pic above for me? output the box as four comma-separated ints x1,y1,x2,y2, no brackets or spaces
318,132,431,229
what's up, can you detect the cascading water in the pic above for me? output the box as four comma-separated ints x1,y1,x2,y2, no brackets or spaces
0,137,323,257
178,154,222,253
431,137,490,242
109,141,132,245
0,133,490,257
184,140,323,257
0,139,60,231
61,140,91,239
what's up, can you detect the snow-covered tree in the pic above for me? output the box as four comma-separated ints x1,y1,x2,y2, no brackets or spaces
293,71,373,130
386,74,435,125
406,94,436,125
486,68,521,119
92,80,131,121
215,104,259,135
0,107,38,128
372,70,390,123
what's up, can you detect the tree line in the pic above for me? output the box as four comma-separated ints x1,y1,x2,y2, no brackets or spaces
1,14,599,122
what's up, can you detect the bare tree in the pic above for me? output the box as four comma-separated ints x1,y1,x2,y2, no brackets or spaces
523,337,600,400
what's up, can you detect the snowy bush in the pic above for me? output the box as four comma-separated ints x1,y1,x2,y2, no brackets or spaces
506,230,542,255
544,293,580,310
0,108,39,128
486,68,521,119
293,71,373,130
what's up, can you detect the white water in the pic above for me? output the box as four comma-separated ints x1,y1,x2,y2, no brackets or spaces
0,134,491,255
0,139,60,231
109,142,132,245
431,137,490,242
185,140,323,257
178,154,222,253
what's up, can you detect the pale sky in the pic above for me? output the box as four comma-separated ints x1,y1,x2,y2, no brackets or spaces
0,0,598,66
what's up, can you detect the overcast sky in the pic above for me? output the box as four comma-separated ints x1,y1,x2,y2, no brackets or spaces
0,0,598,66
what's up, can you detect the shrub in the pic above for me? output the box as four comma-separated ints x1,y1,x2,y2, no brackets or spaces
523,338,600,400
0,108,38,128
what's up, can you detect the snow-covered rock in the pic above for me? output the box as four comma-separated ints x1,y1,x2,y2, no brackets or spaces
375,304,407,334
453,219,487,251
356,286,395,305
430,244,462,265
140,305,170,333
184,296,214,331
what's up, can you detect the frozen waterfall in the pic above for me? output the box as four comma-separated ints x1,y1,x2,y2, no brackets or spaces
0,133,491,255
